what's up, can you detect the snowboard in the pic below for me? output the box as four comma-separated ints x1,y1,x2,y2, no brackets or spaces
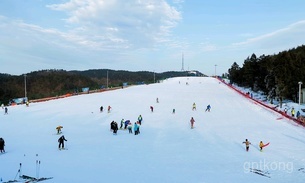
262,142,270,148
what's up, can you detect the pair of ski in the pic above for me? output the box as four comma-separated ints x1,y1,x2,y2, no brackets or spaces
250,168,271,178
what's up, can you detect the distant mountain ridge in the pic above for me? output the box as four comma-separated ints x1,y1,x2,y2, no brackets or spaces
0,69,205,104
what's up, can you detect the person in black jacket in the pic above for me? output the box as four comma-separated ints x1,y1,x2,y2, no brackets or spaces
112,121,118,135
58,135,67,149
0,138,5,153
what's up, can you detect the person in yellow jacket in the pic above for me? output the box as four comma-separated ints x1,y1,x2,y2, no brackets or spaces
259,141,264,151
242,139,251,151
291,107,295,117
192,103,196,111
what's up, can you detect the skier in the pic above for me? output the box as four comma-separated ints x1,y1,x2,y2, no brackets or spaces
100,106,103,112
138,115,143,125
4,107,8,114
192,103,196,111
26,101,29,107
58,135,67,149
156,98,159,103
205,104,211,112
127,122,133,134
108,106,112,113
0,138,5,153
242,139,251,151
150,106,154,112
172,109,175,114
1,103,4,109
56,126,63,134
190,117,195,129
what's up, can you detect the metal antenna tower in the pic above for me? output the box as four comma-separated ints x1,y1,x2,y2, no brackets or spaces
181,53,184,71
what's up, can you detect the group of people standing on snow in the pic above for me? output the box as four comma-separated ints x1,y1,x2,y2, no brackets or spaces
110,115,143,135
189,103,212,129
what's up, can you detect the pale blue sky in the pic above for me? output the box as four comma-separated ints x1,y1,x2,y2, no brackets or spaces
1,0,305,76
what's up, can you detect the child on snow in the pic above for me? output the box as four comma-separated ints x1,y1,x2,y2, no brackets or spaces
138,115,143,125
56,126,63,134
242,139,251,151
192,103,196,111
127,122,133,134
259,141,264,151
205,104,211,112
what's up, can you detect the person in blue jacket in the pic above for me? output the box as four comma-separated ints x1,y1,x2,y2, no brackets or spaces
124,120,130,130
205,104,211,112
134,122,139,135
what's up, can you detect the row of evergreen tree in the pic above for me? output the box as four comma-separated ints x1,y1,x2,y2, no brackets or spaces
228,45,305,102
0,69,203,105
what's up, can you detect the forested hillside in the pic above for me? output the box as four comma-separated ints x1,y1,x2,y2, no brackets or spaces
228,45,305,102
0,69,203,105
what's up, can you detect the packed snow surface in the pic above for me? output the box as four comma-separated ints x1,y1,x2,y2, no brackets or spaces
1,77,305,183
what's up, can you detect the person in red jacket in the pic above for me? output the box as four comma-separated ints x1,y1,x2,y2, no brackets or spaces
190,117,195,129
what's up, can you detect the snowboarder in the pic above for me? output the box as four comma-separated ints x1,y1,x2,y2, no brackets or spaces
242,139,251,151
138,115,143,125
56,126,63,134
58,135,67,149
100,106,103,112
150,106,154,112
190,117,195,129
4,107,8,114
205,104,211,112
192,103,196,111
259,141,264,152
127,122,133,134
0,138,5,153
108,106,112,113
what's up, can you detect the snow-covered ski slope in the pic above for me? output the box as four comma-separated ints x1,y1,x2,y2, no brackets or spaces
1,77,305,183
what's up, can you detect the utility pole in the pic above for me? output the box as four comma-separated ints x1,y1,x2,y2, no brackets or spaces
106,70,109,89
214,64,217,77
298,81,302,105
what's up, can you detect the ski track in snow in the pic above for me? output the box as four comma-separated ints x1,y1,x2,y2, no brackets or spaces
1,77,305,183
